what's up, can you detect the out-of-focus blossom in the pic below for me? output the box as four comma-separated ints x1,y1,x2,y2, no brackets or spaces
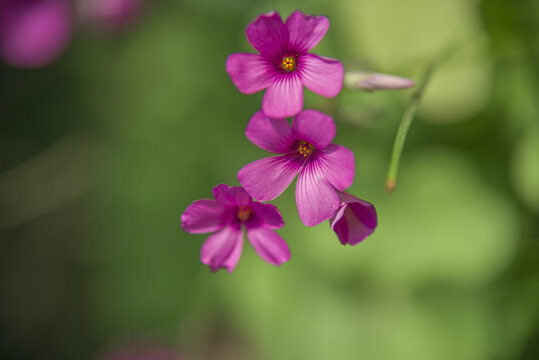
99,343,180,360
329,191,377,245
344,71,415,91
181,184,290,273
79,0,144,33
0,0,72,68
226,10,343,119
238,110,355,226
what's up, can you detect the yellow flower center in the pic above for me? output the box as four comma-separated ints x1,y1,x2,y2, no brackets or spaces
237,206,252,222
281,55,297,72
298,140,314,158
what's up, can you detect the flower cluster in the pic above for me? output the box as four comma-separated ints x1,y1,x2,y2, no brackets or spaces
181,10,378,273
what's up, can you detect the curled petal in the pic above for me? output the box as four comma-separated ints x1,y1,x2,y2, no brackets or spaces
238,154,302,201
225,53,274,94
249,202,285,229
262,75,303,119
246,11,288,59
181,199,225,234
212,184,252,208
295,161,340,226
201,226,243,273
300,54,343,98
318,145,355,191
286,10,329,53
245,111,295,154
292,109,336,149
330,192,377,245
247,227,290,266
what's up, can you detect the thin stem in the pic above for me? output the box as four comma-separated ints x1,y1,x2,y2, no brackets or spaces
385,63,434,193
385,40,468,193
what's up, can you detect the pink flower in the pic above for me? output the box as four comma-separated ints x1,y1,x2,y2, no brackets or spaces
0,0,72,68
181,184,290,273
226,10,343,119
238,109,355,227
79,0,144,33
330,191,377,245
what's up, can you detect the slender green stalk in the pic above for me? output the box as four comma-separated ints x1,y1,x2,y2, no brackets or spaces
385,63,434,193
385,34,476,193
385,37,470,193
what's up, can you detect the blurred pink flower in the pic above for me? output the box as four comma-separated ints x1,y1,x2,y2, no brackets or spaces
79,0,144,32
344,71,415,91
99,344,180,360
0,0,72,68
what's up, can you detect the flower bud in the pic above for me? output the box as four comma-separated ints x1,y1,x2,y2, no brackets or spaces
330,191,377,246
344,71,415,91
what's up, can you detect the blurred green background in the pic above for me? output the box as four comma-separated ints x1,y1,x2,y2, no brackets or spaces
1,0,539,359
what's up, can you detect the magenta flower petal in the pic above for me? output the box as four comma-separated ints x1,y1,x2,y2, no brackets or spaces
286,10,329,53
245,111,295,153
300,54,344,97
295,162,340,226
225,53,274,94
247,227,290,266
318,145,355,191
262,76,303,118
330,191,377,245
245,11,288,59
181,199,225,234
292,109,336,149
249,202,284,229
201,226,244,273
238,154,302,201
212,184,251,207
0,0,72,68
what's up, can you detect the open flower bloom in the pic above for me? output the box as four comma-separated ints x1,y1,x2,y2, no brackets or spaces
226,10,343,119
181,184,290,273
344,71,415,91
330,191,377,245
238,109,355,226
0,0,72,68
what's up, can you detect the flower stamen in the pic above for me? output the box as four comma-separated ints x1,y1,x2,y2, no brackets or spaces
298,140,314,158
237,206,252,221
281,55,297,72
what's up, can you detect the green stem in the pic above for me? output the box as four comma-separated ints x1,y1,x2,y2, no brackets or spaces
386,63,434,193
384,36,470,193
